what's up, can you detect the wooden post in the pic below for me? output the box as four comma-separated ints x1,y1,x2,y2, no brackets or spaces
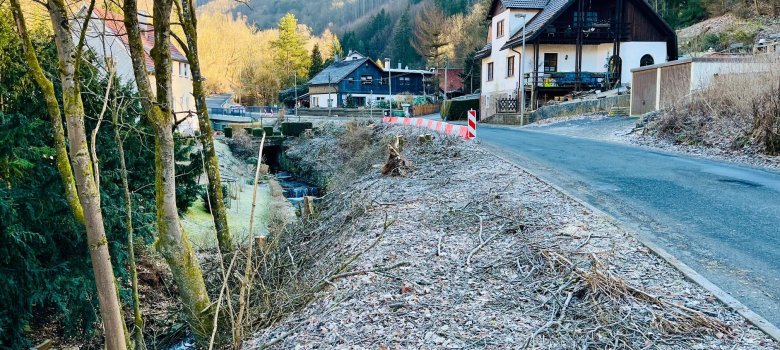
302,196,315,221
254,236,267,252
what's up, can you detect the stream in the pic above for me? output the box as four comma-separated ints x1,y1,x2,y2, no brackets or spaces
165,173,319,350
275,171,322,209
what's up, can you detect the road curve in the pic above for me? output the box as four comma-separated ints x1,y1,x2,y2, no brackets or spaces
476,124,780,327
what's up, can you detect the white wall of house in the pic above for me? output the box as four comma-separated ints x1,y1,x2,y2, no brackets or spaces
310,94,336,108
311,93,420,108
83,18,137,83
481,8,539,97
81,17,198,135
619,41,668,83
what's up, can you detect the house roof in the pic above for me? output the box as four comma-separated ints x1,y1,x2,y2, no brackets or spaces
206,94,233,109
308,57,372,85
499,0,678,59
475,43,492,59
90,7,188,72
501,0,549,9
500,0,570,50
435,69,465,93
488,0,549,19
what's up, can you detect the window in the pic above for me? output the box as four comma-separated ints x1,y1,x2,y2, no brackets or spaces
497,19,505,38
361,75,374,85
573,11,598,27
400,76,411,85
640,54,655,67
486,62,494,81
507,56,515,77
543,53,558,73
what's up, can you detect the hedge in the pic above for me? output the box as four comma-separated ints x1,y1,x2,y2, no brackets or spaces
263,126,274,136
281,122,313,137
441,99,479,121
251,128,263,137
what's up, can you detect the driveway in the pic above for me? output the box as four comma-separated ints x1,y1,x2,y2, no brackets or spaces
476,120,780,326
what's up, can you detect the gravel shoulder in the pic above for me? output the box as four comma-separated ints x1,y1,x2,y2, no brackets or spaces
523,114,780,172
245,124,778,349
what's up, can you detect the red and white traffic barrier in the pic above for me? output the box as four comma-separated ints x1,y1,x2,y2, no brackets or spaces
467,109,477,140
382,110,478,141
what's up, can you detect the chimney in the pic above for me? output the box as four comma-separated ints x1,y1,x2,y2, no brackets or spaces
334,53,339,62
405,65,409,70
384,58,390,69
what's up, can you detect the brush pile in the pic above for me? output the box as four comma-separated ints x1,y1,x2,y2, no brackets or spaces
245,123,777,349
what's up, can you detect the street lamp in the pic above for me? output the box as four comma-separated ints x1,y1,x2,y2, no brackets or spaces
516,13,527,122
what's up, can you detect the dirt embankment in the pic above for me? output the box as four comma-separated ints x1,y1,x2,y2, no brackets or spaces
244,123,778,349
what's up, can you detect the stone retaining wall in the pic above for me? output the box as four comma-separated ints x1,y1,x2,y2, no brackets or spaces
481,94,630,125
529,94,630,123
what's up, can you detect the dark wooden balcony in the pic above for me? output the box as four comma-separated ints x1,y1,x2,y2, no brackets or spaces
537,22,631,44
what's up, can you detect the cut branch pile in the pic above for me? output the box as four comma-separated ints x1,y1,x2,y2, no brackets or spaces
243,124,776,349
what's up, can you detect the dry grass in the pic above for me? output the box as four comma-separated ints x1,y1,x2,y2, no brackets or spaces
648,55,780,154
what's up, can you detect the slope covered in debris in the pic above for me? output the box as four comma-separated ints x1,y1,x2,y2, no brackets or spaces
246,123,777,349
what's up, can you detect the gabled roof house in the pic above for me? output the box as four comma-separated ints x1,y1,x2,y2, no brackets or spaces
478,0,677,119
77,7,197,134
308,53,434,108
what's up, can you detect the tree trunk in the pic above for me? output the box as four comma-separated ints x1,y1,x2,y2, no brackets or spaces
179,0,232,254
9,0,84,224
45,1,127,349
114,95,147,350
123,0,214,344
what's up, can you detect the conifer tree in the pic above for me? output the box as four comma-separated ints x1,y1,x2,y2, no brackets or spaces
309,44,324,78
272,13,311,87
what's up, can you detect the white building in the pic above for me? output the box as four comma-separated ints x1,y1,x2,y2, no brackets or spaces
476,0,678,119
77,7,198,134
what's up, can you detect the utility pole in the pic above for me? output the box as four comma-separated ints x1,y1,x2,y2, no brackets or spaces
388,60,393,117
328,74,332,117
519,14,527,121
294,71,299,121
444,60,449,104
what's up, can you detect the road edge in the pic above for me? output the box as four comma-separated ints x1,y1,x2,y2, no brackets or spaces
482,142,780,343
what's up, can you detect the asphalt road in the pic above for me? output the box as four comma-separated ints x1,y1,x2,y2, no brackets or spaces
477,122,780,326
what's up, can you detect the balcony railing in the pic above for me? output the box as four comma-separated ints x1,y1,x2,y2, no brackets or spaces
538,22,630,43
523,71,614,89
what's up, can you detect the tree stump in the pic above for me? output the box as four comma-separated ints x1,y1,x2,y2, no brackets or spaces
418,134,433,144
302,196,316,221
381,135,412,176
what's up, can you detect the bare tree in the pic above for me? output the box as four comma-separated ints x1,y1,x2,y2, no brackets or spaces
123,0,214,344
111,80,147,350
411,4,449,67
173,0,233,254
10,0,129,348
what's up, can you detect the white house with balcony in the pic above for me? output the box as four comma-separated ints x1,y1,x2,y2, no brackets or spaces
476,0,678,119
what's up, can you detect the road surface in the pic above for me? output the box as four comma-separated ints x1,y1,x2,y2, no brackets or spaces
476,120,780,326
